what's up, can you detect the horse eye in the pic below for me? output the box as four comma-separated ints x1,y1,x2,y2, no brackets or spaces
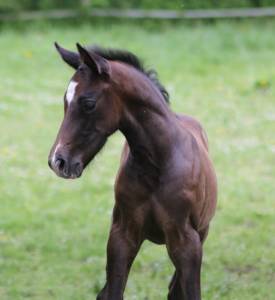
81,98,96,113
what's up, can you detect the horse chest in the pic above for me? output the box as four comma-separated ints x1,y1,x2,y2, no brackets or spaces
114,187,165,244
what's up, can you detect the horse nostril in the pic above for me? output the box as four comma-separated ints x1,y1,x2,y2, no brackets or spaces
74,162,82,176
55,157,65,170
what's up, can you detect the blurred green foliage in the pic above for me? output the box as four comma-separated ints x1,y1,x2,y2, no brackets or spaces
1,0,275,13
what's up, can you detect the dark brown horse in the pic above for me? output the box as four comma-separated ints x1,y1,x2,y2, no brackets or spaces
48,43,217,300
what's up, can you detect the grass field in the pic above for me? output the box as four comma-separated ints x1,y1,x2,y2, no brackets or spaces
0,20,274,300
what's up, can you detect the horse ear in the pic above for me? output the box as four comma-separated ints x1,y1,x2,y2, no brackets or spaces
76,43,110,77
54,42,80,69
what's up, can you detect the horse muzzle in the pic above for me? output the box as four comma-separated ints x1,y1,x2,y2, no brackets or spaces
48,154,83,179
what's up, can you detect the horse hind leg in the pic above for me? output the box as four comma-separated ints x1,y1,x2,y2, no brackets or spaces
168,271,183,300
166,225,202,300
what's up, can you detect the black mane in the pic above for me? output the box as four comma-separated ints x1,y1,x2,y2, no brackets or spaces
90,46,169,103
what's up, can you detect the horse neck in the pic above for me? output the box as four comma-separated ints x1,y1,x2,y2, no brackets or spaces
112,63,178,169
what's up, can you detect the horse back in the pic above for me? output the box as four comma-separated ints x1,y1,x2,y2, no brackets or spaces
176,114,209,151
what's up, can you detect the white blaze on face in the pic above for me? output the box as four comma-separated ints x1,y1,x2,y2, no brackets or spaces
66,80,78,105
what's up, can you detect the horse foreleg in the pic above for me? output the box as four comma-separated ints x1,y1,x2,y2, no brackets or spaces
166,225,202,300
97,224,142,300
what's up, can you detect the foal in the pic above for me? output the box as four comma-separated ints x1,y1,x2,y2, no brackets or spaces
48,43,217,300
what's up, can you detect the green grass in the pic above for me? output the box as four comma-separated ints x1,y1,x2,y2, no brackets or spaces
0,20,274,299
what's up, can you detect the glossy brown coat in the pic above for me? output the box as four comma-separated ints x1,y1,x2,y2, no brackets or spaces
48,44,217,300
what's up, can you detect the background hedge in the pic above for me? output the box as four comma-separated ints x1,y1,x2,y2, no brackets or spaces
1,0,275,13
